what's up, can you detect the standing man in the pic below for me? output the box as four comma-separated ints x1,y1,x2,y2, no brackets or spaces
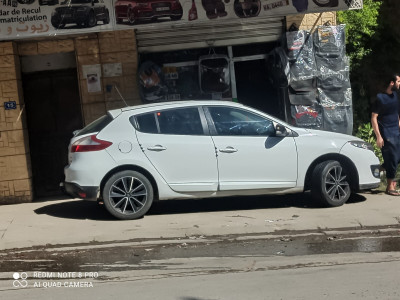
371,74,400,196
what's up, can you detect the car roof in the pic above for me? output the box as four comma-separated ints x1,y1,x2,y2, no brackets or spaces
108,100,245,118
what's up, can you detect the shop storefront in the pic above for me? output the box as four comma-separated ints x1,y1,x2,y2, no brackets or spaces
0,0,362,203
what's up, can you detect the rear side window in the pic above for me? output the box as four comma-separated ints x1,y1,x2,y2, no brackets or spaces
157,108,203,135
136,113,158,133
76,114,113,137
134,107,204,135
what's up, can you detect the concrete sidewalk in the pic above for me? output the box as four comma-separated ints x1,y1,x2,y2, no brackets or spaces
1,191,399,251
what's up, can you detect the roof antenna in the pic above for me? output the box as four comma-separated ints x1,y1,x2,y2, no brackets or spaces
114,85,129,107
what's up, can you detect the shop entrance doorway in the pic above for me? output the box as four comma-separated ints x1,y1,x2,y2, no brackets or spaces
22,69,83,199
235,59,282,119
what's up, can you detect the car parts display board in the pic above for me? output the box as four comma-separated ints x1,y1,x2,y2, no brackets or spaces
0,0,362,40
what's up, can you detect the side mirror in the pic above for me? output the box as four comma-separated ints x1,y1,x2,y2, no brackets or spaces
275,124,288,137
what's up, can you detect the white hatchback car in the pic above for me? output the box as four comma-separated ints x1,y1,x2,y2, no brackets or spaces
63,101,380,220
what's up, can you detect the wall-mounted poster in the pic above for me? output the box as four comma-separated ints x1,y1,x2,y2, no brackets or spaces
0,0,363,40
0,0,114,40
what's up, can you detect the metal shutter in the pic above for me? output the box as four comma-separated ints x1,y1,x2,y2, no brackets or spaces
135,17,283,53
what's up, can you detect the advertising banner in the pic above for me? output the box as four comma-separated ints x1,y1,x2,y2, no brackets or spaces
0,0,362,40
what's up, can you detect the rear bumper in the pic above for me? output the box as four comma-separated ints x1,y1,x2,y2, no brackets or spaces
61,182,99,201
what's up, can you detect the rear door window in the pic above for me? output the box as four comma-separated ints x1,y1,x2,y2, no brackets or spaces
135,113,158,134
134,107,205,135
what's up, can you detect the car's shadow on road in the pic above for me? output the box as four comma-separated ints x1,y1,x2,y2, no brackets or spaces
34,192,367,221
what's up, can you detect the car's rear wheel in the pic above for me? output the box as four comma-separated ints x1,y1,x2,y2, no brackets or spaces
51,17,65,29
103,170,154,220
85,11,97,27
127,8,136,24
311,160,351,207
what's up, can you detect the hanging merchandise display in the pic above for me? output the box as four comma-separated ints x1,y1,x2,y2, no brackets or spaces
322,106,353,133
317,88,352,107
267,25,353,134
199,54,230,94
138,61,168,102
313,25,346,56
291,105,322,129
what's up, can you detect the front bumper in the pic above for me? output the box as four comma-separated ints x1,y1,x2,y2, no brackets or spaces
359,182,380,190
61,182,99,201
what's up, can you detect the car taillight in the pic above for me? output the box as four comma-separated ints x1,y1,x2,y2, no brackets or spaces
71,135,112,153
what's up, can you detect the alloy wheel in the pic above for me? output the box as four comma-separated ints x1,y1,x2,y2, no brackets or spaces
323,165,349,202
108,176,148,215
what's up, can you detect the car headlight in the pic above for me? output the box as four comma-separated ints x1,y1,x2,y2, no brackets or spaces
349,141,374,151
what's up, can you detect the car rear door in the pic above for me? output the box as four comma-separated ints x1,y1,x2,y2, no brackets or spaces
205,106,298,191
134,106,218,193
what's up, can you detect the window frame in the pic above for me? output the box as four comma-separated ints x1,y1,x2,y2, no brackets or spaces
131,106,210,136
204,105,276,137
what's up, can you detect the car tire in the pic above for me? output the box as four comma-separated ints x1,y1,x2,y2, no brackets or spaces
103,170,154,220
127,8,136,25
170,12,183,21
103,9,110,24
312,0,339,7
18,0,35,4
85,10,97,27
51,18,65,29
311,160,351,207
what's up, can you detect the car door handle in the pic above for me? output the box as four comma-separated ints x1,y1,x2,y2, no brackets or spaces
219,147,238,153
147,145,167,151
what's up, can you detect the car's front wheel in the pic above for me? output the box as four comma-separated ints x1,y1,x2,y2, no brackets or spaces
103,170,154,220
311,160,351,207
103,9,110,24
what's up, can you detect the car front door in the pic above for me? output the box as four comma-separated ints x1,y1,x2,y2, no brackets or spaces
206,106,298,191
134,107,218,193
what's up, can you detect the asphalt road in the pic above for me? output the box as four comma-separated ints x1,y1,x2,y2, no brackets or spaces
1,191,400,299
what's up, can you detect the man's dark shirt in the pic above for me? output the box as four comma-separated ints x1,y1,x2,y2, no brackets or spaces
372,92,400,139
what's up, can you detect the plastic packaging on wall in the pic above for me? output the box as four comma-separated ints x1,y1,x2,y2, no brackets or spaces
291,104,323,129
288,90,318,106
268,25,354,135
317,71,350,91
317,88,352,107
313,24,346,56
322,105,353,135
286,30,313,61
289,56,317,82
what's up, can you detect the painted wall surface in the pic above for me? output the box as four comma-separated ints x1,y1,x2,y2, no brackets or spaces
0,0,362,40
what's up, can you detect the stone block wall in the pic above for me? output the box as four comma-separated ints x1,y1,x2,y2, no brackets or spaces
0,29,140,204
0,42,32,204
75,30,140,124
286,12,337,30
